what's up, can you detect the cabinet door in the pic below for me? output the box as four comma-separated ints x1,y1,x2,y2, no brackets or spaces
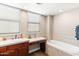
18,47,27,56
0,47,17,56
7,44,22,56
0,47,6,53
6,42,29,56
18,42,29,56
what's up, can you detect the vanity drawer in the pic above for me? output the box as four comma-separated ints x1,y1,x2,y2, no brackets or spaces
7,44,22,50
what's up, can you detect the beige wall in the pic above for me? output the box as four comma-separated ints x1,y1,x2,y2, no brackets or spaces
20,10,28,37
40,15,47,37
53,8,79,47
46,16,53,40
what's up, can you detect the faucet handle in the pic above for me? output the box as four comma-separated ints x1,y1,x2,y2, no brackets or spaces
15,35,17,39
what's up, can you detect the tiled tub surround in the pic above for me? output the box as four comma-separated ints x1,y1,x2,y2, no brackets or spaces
46,40,79,56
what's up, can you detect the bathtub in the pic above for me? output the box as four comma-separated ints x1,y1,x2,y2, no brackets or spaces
46,40,79,56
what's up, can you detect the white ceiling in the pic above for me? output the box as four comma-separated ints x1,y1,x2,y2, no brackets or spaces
4,3,79,15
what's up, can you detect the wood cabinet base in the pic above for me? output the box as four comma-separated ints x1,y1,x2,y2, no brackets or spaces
0,42,29,56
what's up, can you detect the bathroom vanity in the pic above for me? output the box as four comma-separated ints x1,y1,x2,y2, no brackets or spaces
0,37,46,56
0,39,29,56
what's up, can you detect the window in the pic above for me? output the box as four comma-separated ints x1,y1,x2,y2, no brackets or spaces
28,23,39,32
28,12,40,32
0,4,20,36
27,12,40,38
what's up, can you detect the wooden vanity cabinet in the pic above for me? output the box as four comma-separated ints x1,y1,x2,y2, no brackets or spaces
0,47,6,53
0,42,29,56
17,42,29,56
0,47,17,56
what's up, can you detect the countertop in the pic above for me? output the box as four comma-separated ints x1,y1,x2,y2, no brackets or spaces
0,37,46,47
29,37,46,43
0,38,29,47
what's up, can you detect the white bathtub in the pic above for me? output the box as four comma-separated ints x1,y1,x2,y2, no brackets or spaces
46,40,79,56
